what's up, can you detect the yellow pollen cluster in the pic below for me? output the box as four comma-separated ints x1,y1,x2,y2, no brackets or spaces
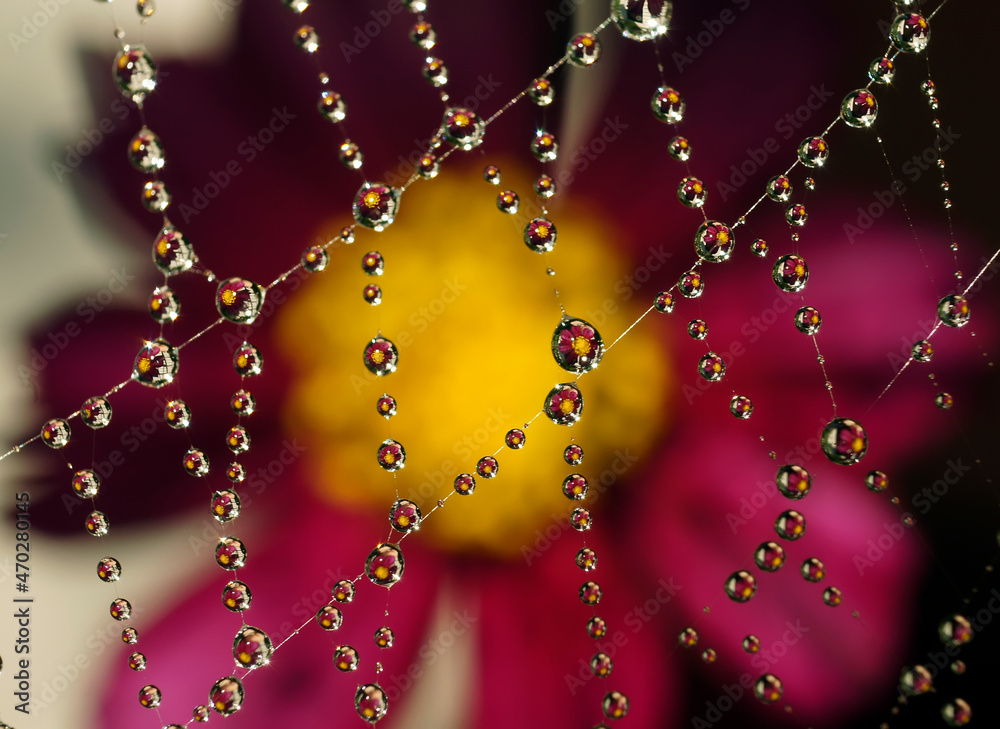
364,191,381,207
221,288,237,305
572,336,591,356
717,230,729,244
371,350,385,364
559,399,575,414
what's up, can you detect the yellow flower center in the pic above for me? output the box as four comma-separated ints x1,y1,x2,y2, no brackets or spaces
795,264,805,277
559,399,575,414
237,354,248,368
717,230,729,244
374,565,389,580
156,239,170,256
276,164,669,557
454,113,469,127
364,191,381,208
572,336,591,356
397,514,410,526
239,651,252,664
852,436,865,453
582,36,593,47
536,224,549,238
138,357,151,373
221,289,237,306
383,451,395,464
371,350,385,364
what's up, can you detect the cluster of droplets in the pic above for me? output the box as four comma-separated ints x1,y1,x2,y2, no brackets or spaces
9,1,994,728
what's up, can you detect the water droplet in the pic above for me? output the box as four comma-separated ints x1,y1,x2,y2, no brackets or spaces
651,86,686,125
751,238,768,257
937,390,956,409
865,470,888,492
939,614,973,647
552,317,603,373
730,395,753,419
129,651,147,671
785,203,808,226
611,0,670,40
148,286,180,323
111,598,132,621
797,136,829,167
544,383,584,425
132,339,178,388
496,190,519,214
668,135,691,161
355,684,388,723
576,547,597,571
113,46,157,104
483,164,501,184
725,570,757,602
840,89,878,128
374,626,395,648
821,417,868,465
531,130,558,162
128,127,164,172
561,446,585,469
899,665,933,695
97,556,121,582
366,543,405,586
823,586,843,606
504,428,526,449
743,635,761,653
216,278,265,324
183,447,209,477
40,418,71,448
353,183,401,231
776,464,811,499
164,399,191,429
579,581,602,605
602,691,629,719
794,306,822,334
209,676,245,716
937,294,970,327
697,352,726,382
318,90,346,122
222,580,252,612
293,25,319,52
942,698,972,726
83,511,108,537
389,499,421,533
694,220,734,262
754,674,784,703
677,270,705,298
377,439,406,472
364,337,398,376
868,57,895,85
567,33,601,66
333,644,360,672
211,490,241,523
137,683,161,708
570,507,592,531
774,510,807,540
654,291,675,313
772,254,809,292
523,217,557,253
317,605,345,630
801,557,825,581
338,141,363,169
215,537,247,570
678,627,699,647
766,175,793,202
233,626,272,668
476,455,499,478
890,13,930,54
587,616,607,638
453,473,476,495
